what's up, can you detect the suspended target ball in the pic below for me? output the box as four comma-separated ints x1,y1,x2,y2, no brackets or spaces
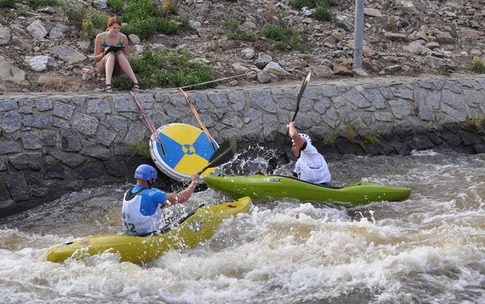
149,123,219,182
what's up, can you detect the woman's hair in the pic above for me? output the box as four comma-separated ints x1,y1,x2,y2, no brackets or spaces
106,16,121,30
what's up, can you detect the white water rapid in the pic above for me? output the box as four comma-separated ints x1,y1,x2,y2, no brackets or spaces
1,149,484,304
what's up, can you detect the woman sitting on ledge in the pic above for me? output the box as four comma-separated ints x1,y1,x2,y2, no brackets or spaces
93,16,140,92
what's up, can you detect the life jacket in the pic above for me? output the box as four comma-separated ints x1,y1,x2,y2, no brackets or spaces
121,187,162,236
294,142,331,184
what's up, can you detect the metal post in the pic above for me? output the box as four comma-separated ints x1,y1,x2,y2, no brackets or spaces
353,0,365,71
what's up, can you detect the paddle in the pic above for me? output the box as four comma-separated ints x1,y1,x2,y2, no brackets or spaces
267,72,312,173
198,138,236,174
291,71,312,122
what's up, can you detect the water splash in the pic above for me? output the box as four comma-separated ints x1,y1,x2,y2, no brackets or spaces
1,150,484,304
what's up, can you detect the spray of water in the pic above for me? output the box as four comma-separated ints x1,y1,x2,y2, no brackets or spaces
1,150,484,304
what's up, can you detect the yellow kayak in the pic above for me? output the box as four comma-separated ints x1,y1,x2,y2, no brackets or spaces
45,196,252,263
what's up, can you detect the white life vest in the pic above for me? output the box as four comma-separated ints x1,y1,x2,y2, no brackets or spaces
121,188,162,235
294,142,331,184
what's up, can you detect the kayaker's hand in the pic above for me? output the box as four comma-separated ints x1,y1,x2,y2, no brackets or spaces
169,172,200,205
287,121,297,138
191,172,200,185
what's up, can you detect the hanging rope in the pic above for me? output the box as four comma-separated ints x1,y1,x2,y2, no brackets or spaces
179,87,217,152
178,73,247,90
129,91,166,155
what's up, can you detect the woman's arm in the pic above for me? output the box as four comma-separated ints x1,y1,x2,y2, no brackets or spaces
93,34,104,62
121,34,130,58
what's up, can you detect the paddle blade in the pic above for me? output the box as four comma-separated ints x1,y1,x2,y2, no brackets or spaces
270,72,312,173
291,71,312,122
199,138,236,174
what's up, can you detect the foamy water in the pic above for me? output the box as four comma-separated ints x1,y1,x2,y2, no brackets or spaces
1,150,484,304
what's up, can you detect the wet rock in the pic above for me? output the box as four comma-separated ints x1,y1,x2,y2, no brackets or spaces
3,173,30,201
43,156,66,179
78,161,106,179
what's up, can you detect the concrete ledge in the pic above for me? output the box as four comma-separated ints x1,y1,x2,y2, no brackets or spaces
1,74,485,217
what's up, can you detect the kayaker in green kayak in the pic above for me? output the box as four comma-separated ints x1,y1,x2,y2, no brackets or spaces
288,122,331,185
121,164,200,236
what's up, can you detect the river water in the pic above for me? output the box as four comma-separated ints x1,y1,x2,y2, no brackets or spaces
1,148,484,304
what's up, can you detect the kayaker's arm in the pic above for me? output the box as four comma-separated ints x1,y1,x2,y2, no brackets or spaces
288,122,305,149
165,172,200,205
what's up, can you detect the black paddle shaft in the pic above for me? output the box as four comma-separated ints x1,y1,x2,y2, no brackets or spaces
291,71,312,122
267,72,312,174
198,138,236,174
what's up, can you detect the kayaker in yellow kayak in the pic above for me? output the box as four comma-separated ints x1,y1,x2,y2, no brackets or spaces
287,122,331,185
121,164,200,236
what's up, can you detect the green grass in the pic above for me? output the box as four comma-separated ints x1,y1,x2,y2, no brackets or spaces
361,133,380,144
312,5,333,21
63,5,87,29
107,0,181,39
290,0,335,21
129,141,151,158
0,0,16,7
228,30,257,42
291,0,336,10
122,18,180,39
322,132,339,146
468,116,485,134
261,25,310,52
27,0,59,9
114,48,215,90
107,0,124,15
80,12,109,40
227,19,257,42
470,59,485,73
346,122,357,141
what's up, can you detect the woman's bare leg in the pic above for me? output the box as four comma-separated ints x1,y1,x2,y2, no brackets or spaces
115,52,139,84
104,53,117,85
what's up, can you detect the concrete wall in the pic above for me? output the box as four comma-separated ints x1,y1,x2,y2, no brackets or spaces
1,75,485,216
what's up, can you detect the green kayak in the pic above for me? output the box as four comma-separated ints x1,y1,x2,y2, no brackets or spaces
203,175,411,205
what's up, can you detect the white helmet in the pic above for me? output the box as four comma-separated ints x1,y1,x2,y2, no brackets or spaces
299,133,311,144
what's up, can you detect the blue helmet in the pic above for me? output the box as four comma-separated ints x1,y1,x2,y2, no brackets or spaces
134,164,157,181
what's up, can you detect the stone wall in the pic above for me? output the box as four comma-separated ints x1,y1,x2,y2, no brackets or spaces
1,75,485,217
